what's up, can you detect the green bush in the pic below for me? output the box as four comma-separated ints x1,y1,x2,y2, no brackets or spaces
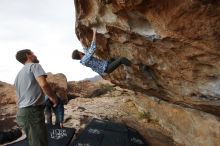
98,83,115,92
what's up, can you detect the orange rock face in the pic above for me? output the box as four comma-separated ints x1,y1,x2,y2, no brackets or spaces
74,0,220,116
47,73,68,104
0,81,16,105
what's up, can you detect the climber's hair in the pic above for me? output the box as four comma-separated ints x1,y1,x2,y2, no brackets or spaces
16,49,32,64
72,50,82,60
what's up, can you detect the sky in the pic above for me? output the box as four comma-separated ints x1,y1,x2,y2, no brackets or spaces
0,0,98,84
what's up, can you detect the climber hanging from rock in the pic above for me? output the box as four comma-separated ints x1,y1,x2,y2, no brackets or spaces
72,27,131,75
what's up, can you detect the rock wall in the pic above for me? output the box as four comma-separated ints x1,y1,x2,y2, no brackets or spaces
47,72,68,104
74,0,220,145
132,93,220,146
0,81,16,105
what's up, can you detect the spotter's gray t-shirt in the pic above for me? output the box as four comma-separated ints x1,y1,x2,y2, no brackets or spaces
14,63,46,108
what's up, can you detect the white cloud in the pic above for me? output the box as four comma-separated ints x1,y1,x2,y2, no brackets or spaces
0,0,98,84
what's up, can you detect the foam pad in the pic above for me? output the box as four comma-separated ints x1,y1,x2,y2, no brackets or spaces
7,124,75,146
71,118,148,146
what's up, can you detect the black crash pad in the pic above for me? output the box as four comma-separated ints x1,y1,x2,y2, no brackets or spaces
71,118,148,146
7,124,75,146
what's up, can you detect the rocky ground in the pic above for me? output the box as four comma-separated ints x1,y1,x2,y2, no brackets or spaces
0,80,181,146
65,86,180,146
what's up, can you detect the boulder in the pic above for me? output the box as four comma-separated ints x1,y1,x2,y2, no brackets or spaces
47,73,68,104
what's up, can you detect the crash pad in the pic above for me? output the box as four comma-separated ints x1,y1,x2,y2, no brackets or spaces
71,118,148,146
7,124,75,146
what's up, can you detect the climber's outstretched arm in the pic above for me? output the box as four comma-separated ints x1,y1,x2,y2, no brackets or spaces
91,27,97,43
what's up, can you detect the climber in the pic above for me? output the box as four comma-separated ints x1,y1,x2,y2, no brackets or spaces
72,27,131,75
